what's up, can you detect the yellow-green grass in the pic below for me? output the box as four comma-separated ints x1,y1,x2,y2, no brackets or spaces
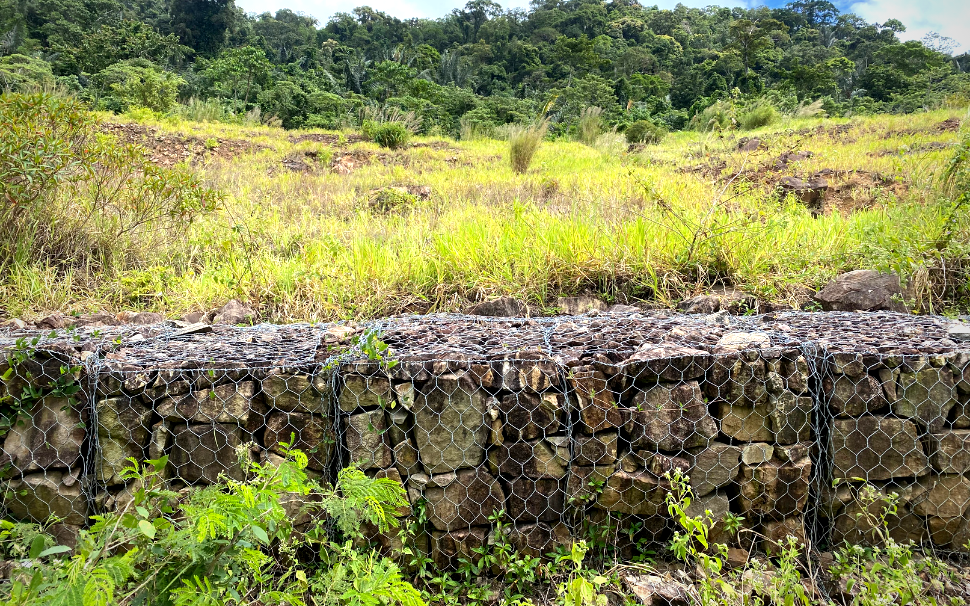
2,108,968,322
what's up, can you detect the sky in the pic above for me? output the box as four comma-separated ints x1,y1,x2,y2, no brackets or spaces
233,0,970,53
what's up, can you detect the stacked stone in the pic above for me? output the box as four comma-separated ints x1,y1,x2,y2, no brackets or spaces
824,352,970,548
89,361,337,512
0,347,88,540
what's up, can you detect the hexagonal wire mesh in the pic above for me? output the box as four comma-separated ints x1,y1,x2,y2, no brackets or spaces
0,311,968,571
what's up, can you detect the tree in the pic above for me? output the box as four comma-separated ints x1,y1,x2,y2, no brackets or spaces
201,45,271,107
729,18,789,74
170,0,236,56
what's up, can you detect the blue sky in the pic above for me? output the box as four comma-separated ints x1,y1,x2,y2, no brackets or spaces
233,0,969,53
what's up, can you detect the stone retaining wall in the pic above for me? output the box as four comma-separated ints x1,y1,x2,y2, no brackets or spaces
1,312,968,563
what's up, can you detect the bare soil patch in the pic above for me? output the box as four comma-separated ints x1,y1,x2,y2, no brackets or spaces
101,122,265,166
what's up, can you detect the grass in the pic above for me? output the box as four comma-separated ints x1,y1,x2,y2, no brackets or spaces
1,107,968,322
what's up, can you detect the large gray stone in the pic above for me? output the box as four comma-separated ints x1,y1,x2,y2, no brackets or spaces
343,410,392,470
573,432,618,466
830,416,930,481
569,368,622,433
1,397,84,475
157,381,261,423
505,522,571,558
893,368,957,431
264,411,334,471
505,477,566,522
598,469,668,516
706,356,768,405
927,430,970,474
833,485,927,546
339,375,393,413
738,458,811,520
412,374,488,473
263,372,326,413
814,270,908,312
824,374,886,417
424,468,506,531
488,440,568,479
715,401,773,442
5,471,87,525
911,475,970,519
169,423,245,484
687,443,741,497
497,392,563,441
623,381,718,451
97,397,152,485
769,392,812,445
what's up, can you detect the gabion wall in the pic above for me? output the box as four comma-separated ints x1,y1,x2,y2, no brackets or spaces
1,312,968,565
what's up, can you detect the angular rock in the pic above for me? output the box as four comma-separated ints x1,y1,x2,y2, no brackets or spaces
894,368,956,431
620,345,709,382
640,452,690,478
741,443,774,465
263,372,326,413
912,475,970,519
557,296,608,315
1,396,84,475
264,411,334,471
624,574,698,606
157,381,261,423
573,432,618,466
738,458,811,520
97,397,152,485
707,356,768,405
623,381,717,451
814,270,907,313
412,374,488,473
762,516,806,554
465,297,527,317
497,392,562,441
169,423,245,484
779,175,827,209
566,465,615,507
598,469,668,516
833,485,926,546
824,374,886,417
338,375,393,413
715,401,773,442
769,392,812,445
830,416,930,481
715,332,770,353
688,443,741,497
489,440,567,479
5,471,87,525
570,368,621,433
506,522,571,558
343,409,392,470
430,527,488,570
927,430,970,474
424,468,506,531
505,477,566,522
393,440,422,476
212,300,255,325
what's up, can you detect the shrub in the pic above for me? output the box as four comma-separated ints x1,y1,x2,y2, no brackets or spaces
691,100,735,132
509,120,549,174
625,120,667,144
577,106,604,146
0,92,220,275
365,121,410,149
94,59,186,113
0,55,56,91
0,453,424,606
738,101,780,130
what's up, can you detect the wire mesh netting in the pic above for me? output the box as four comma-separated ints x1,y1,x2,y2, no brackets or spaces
1,310,968,567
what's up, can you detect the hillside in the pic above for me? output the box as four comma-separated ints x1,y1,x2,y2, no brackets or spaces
1,98,967,323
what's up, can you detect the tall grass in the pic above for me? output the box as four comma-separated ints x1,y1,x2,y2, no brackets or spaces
1,105,966,320
577,106,603,146
509,119,549,174
739,102,780,130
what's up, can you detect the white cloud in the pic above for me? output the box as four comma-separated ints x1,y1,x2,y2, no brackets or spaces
849,0,970,52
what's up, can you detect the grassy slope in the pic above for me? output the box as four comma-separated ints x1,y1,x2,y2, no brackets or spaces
3,109,968,322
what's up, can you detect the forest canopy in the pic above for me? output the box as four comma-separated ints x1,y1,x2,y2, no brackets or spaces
0,0,968,133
